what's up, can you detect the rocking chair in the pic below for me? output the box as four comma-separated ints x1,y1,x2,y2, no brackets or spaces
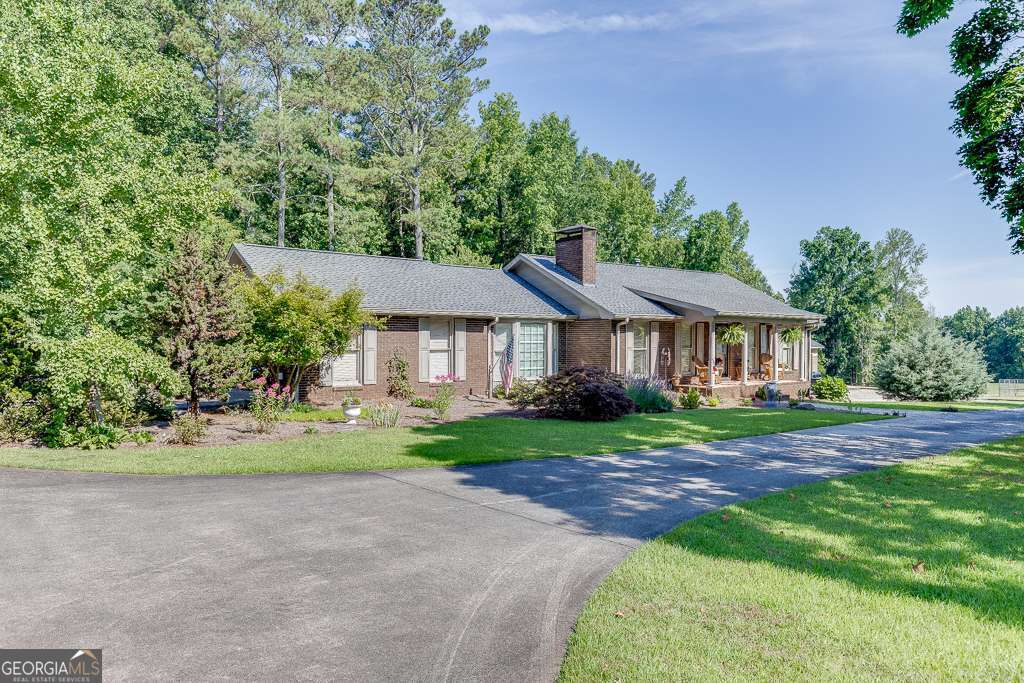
759,353,774,381
692,355,709,384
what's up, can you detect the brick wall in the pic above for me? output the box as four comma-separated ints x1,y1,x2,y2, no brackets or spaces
554,229,597,284
300,316,490,404
611,321,676,377
565,319,613,370
557,321,568,371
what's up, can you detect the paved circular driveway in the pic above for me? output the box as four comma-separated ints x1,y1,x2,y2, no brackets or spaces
2,409,1022,681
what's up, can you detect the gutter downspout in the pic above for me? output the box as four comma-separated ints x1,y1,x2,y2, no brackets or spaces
615,318,630,374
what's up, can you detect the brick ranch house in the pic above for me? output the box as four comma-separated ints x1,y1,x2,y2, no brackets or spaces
227,225,822,403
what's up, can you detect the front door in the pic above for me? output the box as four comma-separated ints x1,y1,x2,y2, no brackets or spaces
492,322,513,385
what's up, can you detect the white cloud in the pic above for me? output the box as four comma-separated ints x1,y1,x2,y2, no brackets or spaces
449,8,675,35
446,0,950,75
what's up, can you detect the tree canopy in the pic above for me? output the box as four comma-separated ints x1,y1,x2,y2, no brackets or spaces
899,0,1024,252
788,226,885,382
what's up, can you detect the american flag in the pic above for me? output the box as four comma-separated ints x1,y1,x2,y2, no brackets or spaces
500,335,515,394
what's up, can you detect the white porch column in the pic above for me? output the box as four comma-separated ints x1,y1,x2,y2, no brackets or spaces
707,321,716,389
741,324,749,385
771,325,780,382
800,329,808,381
805,329,812,380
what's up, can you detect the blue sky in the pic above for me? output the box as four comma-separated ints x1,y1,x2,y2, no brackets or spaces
445,0,1024,316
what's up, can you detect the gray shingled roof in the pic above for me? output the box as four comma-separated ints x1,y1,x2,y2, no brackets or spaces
514,255,821,320
230,244,572,318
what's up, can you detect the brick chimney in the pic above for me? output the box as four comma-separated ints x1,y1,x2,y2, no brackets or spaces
555,225,598,285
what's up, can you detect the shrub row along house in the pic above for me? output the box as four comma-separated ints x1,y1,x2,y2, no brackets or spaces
228,226,822,403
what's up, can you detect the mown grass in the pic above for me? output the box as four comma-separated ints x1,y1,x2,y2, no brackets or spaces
822,399,1024,412
0,409,885,475
560,436,1024,682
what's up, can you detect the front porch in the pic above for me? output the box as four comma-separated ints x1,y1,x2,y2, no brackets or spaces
665,318,816,397
683,378,813,400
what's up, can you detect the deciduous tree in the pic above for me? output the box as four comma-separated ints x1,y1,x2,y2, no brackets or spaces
788,227,885,382
898,0,1024,252
875,228,928,338
238,271,375,398
986,306,1024,379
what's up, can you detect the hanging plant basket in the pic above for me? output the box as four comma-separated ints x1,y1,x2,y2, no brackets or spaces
780,327,803,345
718,324,745,346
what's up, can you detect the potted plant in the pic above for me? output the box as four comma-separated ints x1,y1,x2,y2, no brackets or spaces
718,324,745,346
780,327,803,346
341,393,363,423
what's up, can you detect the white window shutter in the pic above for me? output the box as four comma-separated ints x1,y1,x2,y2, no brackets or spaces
362,325,377,385
454,319,467,380
649,323,659,375
418,318,431,382
624,323,634,373
319,357,333,386
547,321,555,375
674,321,684,374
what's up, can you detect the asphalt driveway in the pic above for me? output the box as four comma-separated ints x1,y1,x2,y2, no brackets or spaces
2,409,1023,682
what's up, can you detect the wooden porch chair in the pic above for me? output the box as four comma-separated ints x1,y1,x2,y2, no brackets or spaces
759,353,774,381
692,355,709,384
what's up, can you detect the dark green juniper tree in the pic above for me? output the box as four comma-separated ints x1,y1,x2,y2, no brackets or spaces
899,0,1024,252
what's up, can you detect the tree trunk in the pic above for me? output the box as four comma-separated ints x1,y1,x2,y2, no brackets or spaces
412,168,423,259
214,35,225,140
326,168,336,251
276,71,286,247
497,192,505,259
89,382,104,426
189,385,201,417
277,148,286,247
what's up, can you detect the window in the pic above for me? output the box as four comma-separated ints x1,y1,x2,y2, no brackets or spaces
633,323,648,373
429,318,451,380
780,343,794,370
323,335,361,387
518,322,546,379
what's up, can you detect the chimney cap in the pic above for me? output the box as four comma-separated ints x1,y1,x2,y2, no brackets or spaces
555,224,598,235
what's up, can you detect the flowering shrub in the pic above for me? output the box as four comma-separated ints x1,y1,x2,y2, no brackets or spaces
249,377,290,433
624,374,673,413
432,374,457,421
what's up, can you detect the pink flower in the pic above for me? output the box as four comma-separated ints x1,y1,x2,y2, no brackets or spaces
271,382,280,390
252,376,267,387
282,385,291,394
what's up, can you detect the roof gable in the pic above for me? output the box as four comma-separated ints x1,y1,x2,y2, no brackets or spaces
509,255,820,320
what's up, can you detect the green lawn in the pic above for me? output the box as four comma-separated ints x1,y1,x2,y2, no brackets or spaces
823,399,1024,412
560,436,1024,682
0,409,885,475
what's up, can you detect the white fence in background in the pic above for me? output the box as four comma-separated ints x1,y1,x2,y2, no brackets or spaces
994,379,1024,398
